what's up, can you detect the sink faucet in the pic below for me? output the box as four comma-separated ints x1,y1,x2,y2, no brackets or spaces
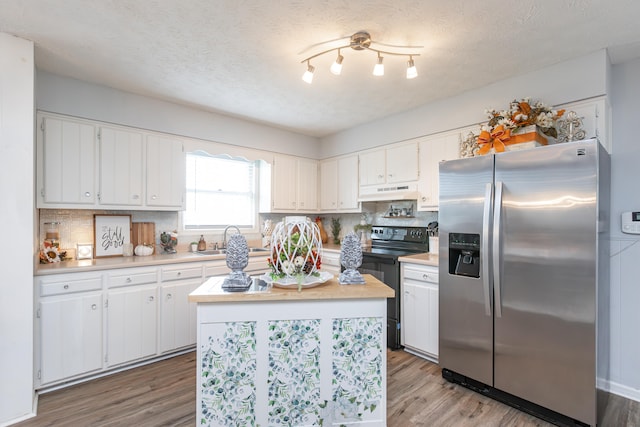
222,225,241,249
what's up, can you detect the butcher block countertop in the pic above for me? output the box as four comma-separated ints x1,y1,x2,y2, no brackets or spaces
398,252,439,267
189,274,394,303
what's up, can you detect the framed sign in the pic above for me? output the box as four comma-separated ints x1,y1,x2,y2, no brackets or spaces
94,214,132,258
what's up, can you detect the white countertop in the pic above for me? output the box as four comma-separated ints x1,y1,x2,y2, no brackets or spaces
398,252,439,267
35,250,268,275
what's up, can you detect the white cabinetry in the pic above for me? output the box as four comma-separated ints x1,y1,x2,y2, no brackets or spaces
557,96,611,153
321,249,341,276
359,142,419,187
319,155,360,212
417,131,460,211
269,154,318,212
37,115,97,206
401,263,439,361
98,126,144,206
146,134,186,208
106,269,158,366
159,265,202,353
36,273,103,386
36,112,186,211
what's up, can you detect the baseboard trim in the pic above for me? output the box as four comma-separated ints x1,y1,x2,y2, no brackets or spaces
598,378,640,403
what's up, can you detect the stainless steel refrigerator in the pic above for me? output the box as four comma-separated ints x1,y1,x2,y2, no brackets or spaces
438,139,610,426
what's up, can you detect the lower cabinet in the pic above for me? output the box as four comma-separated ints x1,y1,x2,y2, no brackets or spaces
159,265,203,353
106,268,158,367
401,263,439,361
37,272,103,386
35,256,270,390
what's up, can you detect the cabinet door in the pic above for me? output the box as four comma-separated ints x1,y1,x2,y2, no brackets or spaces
557,97,610,152
417,133,460,210
319,159,338,211
107,286,157,366
271,154,297,211
146,135,185,208
39,293,103,384
359,149,386,186
160,279,200,353
403,281,439,358
99,126,144,206
297,158,318,211
337,155,360,211
40,116,96,206
386,142,418,183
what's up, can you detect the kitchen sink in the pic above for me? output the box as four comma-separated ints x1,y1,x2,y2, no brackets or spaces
194,247,269,255
194,249,227,255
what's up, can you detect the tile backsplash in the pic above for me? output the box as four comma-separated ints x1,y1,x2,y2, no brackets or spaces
40,201,438,256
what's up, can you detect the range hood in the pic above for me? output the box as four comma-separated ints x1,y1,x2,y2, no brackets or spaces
357,182,420,202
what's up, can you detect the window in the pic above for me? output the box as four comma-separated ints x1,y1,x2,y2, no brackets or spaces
183,152,257,230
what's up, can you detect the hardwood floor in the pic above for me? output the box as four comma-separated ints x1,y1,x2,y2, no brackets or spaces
14,350,640,426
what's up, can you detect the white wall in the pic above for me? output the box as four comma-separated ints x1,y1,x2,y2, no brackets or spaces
0,33,35,425
36,71,321,159
321,50,609,157
607,56,640,400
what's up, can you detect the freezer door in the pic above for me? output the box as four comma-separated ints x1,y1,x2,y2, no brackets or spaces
493,141,597,425
439,155,494,386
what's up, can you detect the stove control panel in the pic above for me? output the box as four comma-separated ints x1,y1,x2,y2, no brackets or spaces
371,226,428,243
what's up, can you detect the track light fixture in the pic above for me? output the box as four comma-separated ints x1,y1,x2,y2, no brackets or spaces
300,31,422,83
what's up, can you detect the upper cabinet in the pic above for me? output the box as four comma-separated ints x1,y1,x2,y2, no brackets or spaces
37,112,185,211
557,96,611,153
37,116,97,206
359,142,419,187
319,154,360,213
98,126,144,207
146,135,185,208
267,154,318,213
417,130,461,211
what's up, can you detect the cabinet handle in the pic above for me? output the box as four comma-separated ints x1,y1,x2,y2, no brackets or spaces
378,174,384,179
167,293,172,299
177,272,181,276
63,284,69,290
422,274,429,280
132,194,139,200
91,304,97,310
84,192,91,197
421,196,426,202
148,296,154,302
126,277,132,283
151,195,158,200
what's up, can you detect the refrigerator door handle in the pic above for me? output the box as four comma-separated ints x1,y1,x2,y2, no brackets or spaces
493,181,503,318
482,182,493,316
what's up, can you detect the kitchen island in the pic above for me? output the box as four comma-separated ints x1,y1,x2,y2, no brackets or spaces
189,274,394,427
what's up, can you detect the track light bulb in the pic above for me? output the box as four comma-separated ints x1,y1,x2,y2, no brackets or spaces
406,57,418,79
330,50,344,75
373,54,384,76
302,62,315,84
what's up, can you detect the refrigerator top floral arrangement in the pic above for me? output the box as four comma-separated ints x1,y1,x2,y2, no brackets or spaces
477,97,565,155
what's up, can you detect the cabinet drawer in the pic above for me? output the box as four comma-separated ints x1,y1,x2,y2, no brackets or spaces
403,265,439,284
108,271,157,288
161,266,202,282
204,265,227,277
40,277,102,296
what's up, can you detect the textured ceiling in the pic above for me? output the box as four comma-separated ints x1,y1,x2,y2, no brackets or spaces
2,0,640,137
